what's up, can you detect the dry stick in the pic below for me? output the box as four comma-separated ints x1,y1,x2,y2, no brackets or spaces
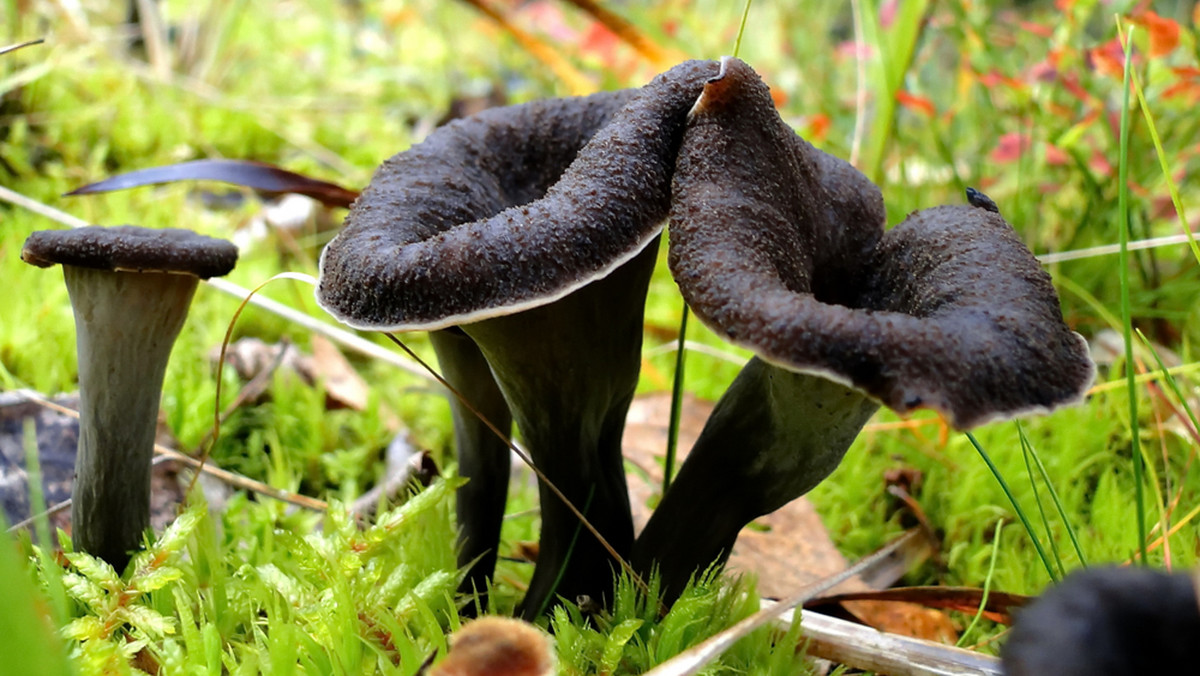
1035,231,1200,264
381,332,652,599
638,530,1003,676
0,184,434,384
558,0,685,68
9,393,327,520
349,452,430,518
791,611,1003,676
0,38,46,56
453,0,594,95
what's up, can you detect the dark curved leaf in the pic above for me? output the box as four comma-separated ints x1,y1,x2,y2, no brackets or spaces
65,159,360,209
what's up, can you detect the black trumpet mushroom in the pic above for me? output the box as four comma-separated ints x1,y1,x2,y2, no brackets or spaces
317,54,1093,616
632,57,1095,599
316,60,721,617
21,226,237,572
1002,566,1200,676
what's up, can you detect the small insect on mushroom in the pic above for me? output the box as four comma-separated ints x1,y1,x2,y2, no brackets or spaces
966,186,1001,214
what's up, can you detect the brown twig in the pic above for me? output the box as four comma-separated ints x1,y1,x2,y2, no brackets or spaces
16,392,328,513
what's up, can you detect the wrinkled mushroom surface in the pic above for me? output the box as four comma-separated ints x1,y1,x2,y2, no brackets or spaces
23,225,238,279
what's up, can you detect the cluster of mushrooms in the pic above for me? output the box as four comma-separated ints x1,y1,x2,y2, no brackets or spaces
20,57,1093,618
316,57,1095,617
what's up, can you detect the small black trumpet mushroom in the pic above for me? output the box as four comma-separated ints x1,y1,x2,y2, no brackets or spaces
21,226,238,572
316,60,720,617
632,57,1096,599
1001,567,1200,676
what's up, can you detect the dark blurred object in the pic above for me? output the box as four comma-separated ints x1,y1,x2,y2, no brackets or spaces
0,390,184,541
0,392,79,533
1002,566,1200,676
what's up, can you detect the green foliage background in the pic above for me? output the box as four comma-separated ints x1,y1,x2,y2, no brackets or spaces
3,0,1200,672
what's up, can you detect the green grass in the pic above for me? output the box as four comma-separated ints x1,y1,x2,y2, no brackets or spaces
4,0,1200,672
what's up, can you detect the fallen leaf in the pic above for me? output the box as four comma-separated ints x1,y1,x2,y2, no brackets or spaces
212,336,369,411
305,335,370,411
0,38,44,56
1087,37,1126,80
623,393,860,597
624,392,961,643
808,586,1030,624
896,90,936,117
65,159,360,209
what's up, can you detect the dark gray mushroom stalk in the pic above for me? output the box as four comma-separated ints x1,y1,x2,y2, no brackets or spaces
21,226,237,572
632,57,1095,598
317,60,721,617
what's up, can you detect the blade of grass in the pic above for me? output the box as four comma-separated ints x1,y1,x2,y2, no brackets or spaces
956,520,1003,647
1127,52,1199,265
665,0,754,494
965,432,1057,581
21,418,70,622
1017,421,1088,568
1116,20,1147,566
1137,329,1200,440
856,0,932,184
1019,430,1065,578
732,0,753,58
662,305,687,493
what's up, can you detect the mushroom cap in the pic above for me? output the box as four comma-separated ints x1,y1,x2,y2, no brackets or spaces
432,617,555,676
21,226,238,279
669,57,1094,429
316,59,719,332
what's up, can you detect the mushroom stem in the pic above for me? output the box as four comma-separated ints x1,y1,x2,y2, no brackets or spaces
463,242,658,619
633,358,878,599
65,267,198,571
428,328,513,612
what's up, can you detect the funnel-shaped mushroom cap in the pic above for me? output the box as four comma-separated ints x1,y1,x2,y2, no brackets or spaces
317,59,720,331
669,58,1093,429
22,225,237,279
